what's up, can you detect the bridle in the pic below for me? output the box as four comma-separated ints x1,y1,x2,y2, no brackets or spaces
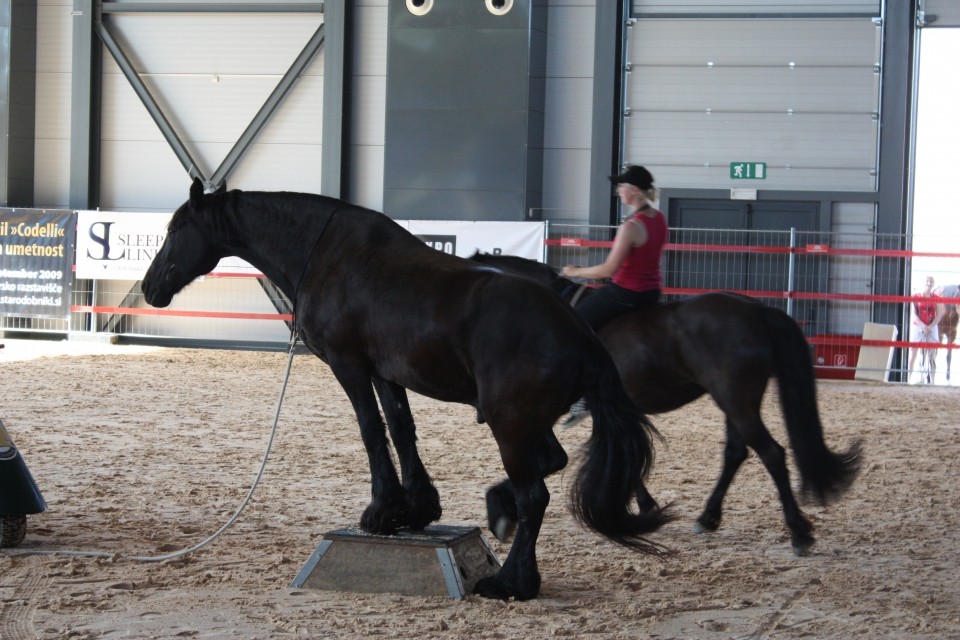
292,203,339,322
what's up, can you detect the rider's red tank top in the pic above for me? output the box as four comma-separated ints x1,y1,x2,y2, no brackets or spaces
612,208,667,292
916,296,939,325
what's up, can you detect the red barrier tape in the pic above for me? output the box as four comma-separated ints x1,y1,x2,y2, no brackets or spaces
70,239,960,331
69,306,953,351
545,237,960,260
808,336,958,351
550,239,792,253
664,288,960,306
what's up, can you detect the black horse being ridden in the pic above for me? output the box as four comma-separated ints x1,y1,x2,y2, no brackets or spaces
141,179,672,601
471,252,862,555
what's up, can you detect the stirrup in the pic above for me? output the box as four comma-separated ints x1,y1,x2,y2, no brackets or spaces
559,400,589,430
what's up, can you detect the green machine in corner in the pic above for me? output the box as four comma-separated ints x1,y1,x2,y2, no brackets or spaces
0,418,46,547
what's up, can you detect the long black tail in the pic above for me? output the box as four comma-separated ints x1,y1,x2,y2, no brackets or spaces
763,307,863,504
569,344,674,554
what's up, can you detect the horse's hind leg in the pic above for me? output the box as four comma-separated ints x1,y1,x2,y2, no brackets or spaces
373,378,442,529
695,421,748,534
738,419,815,555
485,430,568,543
476,436,551,600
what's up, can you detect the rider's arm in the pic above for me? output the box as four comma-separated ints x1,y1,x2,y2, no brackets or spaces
562,219,646,280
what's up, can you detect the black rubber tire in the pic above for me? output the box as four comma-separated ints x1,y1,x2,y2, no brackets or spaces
0,514,27,547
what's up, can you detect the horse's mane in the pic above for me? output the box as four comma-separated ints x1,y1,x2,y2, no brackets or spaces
469,252,560,282
169,179,352,242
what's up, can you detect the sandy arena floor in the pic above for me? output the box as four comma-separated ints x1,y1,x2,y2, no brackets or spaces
1,338,957,639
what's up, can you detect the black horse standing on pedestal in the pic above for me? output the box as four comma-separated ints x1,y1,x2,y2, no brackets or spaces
141,179,672,601
470,252,862,556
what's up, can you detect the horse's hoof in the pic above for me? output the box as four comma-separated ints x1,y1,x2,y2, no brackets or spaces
473,576,513,600
405,488,443,530
485,485,517,542
491,516,516,543
694,514,720,534
405,507,442,531
637,499,659,515
360,502,405,535
791,534,816,556
473,573,540,601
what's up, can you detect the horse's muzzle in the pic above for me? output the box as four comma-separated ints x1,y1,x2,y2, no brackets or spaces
142,264,175,308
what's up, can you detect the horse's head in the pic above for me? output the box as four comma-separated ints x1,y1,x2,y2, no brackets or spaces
142,178,227,308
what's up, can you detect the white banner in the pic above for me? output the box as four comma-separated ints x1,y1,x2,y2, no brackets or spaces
76,211,258,280
76,211,545,280
403,220,544,261
76,211,170,280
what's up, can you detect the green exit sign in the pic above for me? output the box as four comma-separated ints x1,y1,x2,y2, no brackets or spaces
730,162,767,179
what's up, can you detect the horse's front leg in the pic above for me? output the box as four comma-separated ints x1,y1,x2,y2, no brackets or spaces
372,378,442,530
330,365,407,535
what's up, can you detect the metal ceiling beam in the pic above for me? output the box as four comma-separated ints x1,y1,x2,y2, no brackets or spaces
320,0,347,198
94,0,329,192
69,0,102,210
210,22,326,188
95,14,206,184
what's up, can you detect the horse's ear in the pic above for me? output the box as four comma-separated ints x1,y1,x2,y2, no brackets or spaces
213,181,227,195
189,178,205,208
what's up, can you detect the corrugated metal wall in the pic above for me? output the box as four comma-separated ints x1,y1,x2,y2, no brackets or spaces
35,0,71,210
32,2,899,214
541,0,595,223
34,2,325,212
18,1,929,343
348,0,388,213
31,3,325,341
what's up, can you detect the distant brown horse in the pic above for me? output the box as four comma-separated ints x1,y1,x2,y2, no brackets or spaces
936,284,960,381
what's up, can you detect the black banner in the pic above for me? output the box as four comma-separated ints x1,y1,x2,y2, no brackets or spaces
0,209,76,319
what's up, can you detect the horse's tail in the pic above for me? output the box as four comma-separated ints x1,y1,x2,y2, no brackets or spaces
570,345,674,555
763,307,863,505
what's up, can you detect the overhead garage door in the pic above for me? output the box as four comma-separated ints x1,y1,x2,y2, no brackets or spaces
632,1,880,16
920,0,960,27
622,16,882,192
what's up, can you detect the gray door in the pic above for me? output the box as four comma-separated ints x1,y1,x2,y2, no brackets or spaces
668,199,824,331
